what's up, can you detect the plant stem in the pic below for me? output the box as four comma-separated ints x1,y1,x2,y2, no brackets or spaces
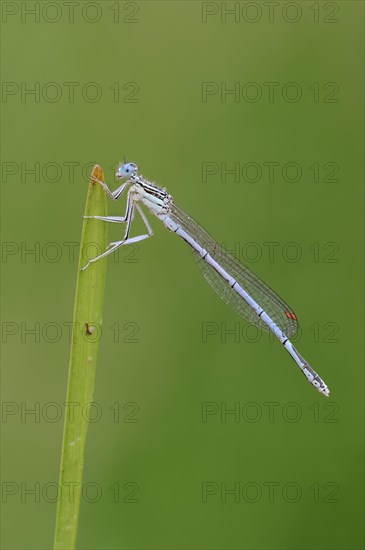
54,165,108,549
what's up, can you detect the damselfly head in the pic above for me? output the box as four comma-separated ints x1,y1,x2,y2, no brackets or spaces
116,162,138,179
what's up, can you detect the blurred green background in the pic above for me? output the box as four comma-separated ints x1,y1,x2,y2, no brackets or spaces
1,1,364,549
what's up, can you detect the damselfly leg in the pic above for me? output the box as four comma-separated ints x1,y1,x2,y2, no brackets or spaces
91,175,129,200
81,176,154,270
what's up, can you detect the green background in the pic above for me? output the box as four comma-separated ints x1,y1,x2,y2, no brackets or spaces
1,1,364,549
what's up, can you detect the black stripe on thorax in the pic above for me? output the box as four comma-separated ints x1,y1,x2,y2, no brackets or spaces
137,177,168,201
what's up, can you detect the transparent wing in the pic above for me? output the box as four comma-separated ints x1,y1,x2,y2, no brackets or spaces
169,204,298,337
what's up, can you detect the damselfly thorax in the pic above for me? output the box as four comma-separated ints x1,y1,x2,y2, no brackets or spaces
131,175,172,217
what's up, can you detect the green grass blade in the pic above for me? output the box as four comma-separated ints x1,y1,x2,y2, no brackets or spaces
54,165,108,550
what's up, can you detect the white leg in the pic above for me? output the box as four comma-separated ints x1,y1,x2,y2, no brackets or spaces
81,234,151,270
91,175,130,200
84,189,132,224
81,197,155,271
123,201,134,241
135,203,154,236
83,215,127,223
104,203,152,249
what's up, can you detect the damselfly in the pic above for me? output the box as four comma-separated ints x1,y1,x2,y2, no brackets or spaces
82,162,330,397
